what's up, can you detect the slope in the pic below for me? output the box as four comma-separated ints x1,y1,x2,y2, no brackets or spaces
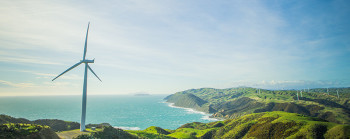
128,111,350,139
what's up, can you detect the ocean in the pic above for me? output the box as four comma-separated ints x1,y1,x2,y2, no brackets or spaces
0,95,217,130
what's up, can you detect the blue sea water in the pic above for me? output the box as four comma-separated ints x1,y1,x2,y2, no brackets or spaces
0,95,216,130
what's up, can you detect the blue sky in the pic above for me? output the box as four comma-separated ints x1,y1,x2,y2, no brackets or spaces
0,0,349,96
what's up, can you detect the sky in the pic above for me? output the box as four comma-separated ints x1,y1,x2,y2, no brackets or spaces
0,0,349,96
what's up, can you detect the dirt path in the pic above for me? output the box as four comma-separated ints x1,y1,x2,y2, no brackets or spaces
56,129,89,139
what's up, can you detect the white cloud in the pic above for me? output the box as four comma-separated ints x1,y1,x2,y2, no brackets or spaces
15,70,82,80
229,80,345,90
0,0,349,95
0,56,62,65
0,80,36,88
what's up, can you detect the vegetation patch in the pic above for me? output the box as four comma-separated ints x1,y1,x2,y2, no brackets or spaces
0,114,80,131
0,123,59,139
74,126,139,139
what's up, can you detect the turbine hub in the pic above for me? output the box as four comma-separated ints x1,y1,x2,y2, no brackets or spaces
82,59,94,63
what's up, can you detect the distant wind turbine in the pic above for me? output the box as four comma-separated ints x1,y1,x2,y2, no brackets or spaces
52,22,102,131
296,91,299,101
337,90,339,99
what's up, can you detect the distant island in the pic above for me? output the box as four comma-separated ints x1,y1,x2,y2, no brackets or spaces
134,93,151,96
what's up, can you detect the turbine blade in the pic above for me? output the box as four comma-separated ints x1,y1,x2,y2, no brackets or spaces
83,22,90,60
87,65,102,82
52,61,83,81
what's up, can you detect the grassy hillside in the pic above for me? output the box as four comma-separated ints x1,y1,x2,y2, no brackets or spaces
2,112,348,139
165,87,350,124
74,126,140,139
0,123,59,139
127,126,174,139
166,93,216,113
0,114,80,131
127,111,350,139
0,114,31,124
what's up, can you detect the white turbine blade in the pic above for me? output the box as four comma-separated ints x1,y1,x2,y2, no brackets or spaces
52,61,83,81
83,22,90,60
87,65,102,82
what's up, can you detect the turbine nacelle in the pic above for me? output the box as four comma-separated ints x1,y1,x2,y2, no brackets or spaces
82,59,95,63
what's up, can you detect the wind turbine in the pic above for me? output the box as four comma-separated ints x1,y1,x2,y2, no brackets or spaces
296,91,299,101
52,22,102,131
337,90,339,99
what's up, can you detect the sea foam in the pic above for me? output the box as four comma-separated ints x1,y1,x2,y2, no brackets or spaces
165,102,218,121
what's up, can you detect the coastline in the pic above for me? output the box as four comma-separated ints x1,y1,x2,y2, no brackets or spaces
162,101,219,121
114,102,219,131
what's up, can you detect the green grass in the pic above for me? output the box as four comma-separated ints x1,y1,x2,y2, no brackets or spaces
126,125,214,139
126,111,350,138
136,111,350,138
127,130,174,139
56,127,102,139
0,123,59,139
220,111,349,139
167,128,213,138
2,123,49,132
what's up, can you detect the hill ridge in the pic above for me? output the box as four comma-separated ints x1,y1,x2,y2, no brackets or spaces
164,87,350,124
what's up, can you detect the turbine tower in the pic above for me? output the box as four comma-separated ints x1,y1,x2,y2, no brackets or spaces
337,90,339,99
52,22,101,131
296,91,299,101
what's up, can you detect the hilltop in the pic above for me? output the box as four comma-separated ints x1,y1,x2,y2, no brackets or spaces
0,114,80,132
0,123,59,139
0,114,138,139
165,87,350,124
